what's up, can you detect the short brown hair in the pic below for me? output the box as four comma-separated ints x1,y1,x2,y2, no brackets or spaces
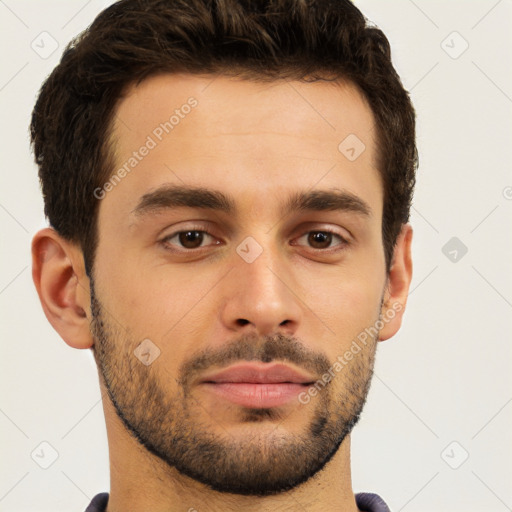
31,0,417,276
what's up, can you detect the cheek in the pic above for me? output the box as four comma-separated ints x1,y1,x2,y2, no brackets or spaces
95,253,218,347
300,266,384,341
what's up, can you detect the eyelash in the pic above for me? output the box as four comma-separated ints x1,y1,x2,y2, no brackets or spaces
160,226,349,253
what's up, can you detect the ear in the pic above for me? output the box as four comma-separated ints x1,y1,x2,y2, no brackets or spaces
31,228,93,349
378,223,413,342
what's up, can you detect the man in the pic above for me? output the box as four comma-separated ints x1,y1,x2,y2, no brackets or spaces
30,0,416,510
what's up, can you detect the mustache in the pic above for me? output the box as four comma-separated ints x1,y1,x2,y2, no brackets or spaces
177,332,332,390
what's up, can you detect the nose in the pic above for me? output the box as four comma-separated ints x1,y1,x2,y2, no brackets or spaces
219,240,302,338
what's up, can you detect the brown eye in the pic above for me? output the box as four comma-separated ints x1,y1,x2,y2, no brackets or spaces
162,229,218,251
178,230,204,249
307,231,333,249
294,230,348,251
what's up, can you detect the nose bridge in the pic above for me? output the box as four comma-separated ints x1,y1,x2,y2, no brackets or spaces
219,233,302,335
240,238,286,299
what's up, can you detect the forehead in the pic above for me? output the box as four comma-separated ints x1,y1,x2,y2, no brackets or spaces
101,73,381,227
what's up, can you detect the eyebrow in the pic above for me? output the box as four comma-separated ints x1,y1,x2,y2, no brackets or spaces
131,184,372,219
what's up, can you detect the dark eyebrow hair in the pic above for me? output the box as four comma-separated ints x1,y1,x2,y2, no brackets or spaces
131,184,371,219
281,188,371,218
132,185,236,216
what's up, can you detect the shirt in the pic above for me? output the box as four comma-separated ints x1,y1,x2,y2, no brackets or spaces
85,491,391,511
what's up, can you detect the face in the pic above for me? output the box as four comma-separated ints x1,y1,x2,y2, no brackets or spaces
90,74,388,495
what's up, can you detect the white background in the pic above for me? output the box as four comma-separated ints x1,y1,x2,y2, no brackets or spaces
1,1,511,511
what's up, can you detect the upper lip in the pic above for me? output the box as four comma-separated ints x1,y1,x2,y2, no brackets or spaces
200,363,316,385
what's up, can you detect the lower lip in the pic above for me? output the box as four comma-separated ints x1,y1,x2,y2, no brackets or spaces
201,382,309,408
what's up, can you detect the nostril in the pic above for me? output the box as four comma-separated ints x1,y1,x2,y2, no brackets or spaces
236,319,250,326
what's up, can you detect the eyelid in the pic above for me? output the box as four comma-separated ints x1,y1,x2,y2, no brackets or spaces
160,224,219,250
292,220,352,240
292,227,350,249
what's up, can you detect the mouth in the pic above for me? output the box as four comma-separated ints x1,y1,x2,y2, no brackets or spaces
199,362,316,408
200,382,313,408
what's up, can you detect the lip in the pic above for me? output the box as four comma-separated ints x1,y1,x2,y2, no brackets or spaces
200,362,316,385
198,363,316,409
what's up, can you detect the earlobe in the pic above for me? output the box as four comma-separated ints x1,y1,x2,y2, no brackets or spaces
378,223,413,342
32,228,93,349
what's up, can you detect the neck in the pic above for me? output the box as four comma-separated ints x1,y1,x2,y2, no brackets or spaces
102,392,361,512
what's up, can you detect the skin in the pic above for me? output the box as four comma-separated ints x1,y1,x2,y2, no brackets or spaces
32,74,413,512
